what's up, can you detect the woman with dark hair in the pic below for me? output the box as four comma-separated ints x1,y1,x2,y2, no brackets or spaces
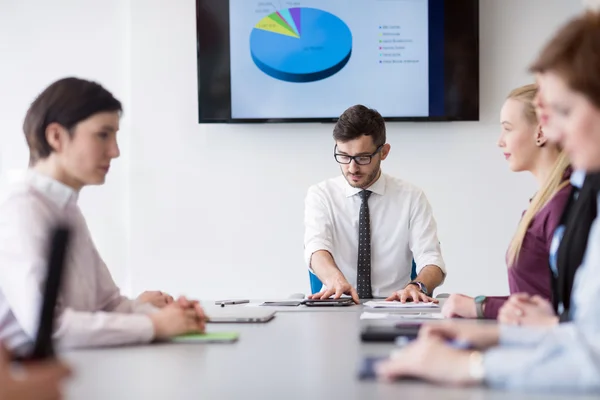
0,78,205,354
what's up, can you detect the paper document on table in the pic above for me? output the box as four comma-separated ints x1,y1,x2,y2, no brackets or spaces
360,312,444,320
363,301,440,309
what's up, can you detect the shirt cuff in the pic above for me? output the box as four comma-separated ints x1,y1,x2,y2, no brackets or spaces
499,325,551,347
482,296,508,319
133,302,161,315
415,257,446,275
54,310,156,350
130,314,156,343
483,347,538,389
304,241,333,269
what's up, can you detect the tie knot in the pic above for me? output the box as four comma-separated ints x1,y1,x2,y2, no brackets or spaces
359,190,372,201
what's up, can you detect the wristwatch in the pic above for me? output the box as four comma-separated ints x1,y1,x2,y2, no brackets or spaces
474,295,487,319
408,281,429,296
469,351,486,382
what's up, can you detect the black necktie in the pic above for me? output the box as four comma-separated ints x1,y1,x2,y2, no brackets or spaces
357,190,372,299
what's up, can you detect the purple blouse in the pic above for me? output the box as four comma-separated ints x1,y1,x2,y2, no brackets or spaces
483,183,573,319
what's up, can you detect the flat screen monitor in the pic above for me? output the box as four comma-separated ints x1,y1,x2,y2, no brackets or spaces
196,0,479,122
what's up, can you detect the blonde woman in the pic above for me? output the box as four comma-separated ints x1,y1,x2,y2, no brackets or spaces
442,84,573,319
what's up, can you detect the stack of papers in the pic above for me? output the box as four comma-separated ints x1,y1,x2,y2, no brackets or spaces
360,311,444,320
363,301,440,309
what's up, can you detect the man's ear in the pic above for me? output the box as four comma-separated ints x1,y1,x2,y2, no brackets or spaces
45,122,69,153
380,143,391,160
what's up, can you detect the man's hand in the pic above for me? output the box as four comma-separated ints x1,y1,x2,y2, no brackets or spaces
375,336,478,386
136,291,174,308
441,294,476,318
498,293,558,326
419,321,500,350
308,272,359,303
0,346,72,400
385,284,438,303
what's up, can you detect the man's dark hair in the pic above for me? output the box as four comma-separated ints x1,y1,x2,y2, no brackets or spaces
23,77,122,165
333,105,386,147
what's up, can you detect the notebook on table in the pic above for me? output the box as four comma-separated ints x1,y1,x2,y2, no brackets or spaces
172,332,239,343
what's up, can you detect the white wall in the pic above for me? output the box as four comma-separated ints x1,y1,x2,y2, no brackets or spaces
584,0,600,10
0,0,585,299
0,0,131,287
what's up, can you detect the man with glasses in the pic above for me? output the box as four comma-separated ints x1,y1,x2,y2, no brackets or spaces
304,105,446,303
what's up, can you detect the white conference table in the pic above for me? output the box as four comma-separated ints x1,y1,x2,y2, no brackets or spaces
63,303,593,400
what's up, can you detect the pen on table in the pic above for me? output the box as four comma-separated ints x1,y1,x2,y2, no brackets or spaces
215,300,250,307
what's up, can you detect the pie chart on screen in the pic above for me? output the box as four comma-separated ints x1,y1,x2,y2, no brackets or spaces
249,8,352,83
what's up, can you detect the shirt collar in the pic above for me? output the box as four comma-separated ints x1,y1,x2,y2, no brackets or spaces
26,170,79,209
571,169,586,189
345,172,387,198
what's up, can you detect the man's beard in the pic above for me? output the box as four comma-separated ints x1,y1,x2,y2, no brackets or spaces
343,162,381,189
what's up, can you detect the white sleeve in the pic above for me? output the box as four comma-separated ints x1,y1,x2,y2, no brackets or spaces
484,324,600,392
56,253,156,348
91,244,150,314
54,309,154,350
85,224,158,315
498,325,553,346
408,190,445,274
94,252,136,313
303,185,334,268
0,195,154,351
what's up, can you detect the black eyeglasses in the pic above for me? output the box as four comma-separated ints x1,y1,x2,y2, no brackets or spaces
334,145,383,165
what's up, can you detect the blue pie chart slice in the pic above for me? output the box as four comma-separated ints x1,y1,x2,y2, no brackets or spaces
250,8,353,83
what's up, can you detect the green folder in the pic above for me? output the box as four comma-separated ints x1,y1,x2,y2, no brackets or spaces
172,332,239,343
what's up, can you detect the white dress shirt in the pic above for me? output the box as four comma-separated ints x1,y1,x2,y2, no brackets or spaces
304,172,445,297
0,171,155,355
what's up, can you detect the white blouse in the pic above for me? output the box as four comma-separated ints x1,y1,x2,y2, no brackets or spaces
0,171,154,355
